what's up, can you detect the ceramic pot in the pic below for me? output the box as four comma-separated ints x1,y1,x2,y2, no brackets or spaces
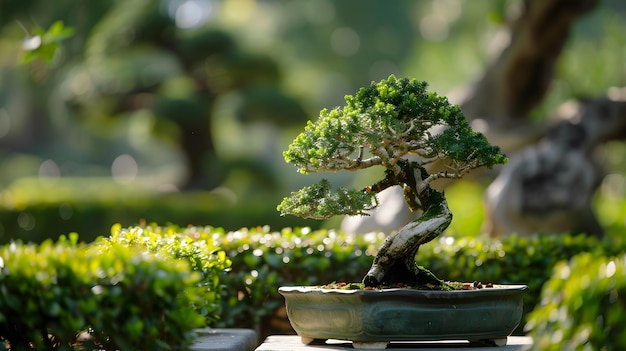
279,284,528,349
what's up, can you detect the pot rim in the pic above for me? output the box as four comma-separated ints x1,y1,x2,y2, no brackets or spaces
279,284,528,298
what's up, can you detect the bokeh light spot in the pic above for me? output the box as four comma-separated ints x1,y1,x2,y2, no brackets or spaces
167,0,217,29
111,154,138,184
59,203,74,220
302,0,335,25
39,159,61,181
433,0,462,23
330,27,360,57
420,15,449,42
17,212,36,231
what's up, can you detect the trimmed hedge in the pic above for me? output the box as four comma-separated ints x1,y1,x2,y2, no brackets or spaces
102,224,232,326
123,225,622,335
526,253,626,350
421,233,620,331
215,226,379,329
0,227,231,350
213,227,622,333
0,178,320,244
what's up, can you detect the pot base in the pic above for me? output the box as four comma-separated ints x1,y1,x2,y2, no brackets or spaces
301,337,508,349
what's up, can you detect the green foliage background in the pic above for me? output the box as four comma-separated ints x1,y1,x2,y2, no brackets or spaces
526,253,626,351
0,0,624,242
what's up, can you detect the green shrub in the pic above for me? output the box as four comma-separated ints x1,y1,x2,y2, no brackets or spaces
214,226,380,329
4,222,618,347
102,223,232,326
526,253,626,350
98,225,379,330
0,227,232,350
130,225,621,334
216,229,623,333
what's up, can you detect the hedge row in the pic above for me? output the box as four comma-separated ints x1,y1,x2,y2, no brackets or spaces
204,226,623,335
0,178,320,244
105,225,626,338
2,224,624,349
0,228,231,350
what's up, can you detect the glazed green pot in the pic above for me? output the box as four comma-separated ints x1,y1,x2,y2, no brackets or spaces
279,285,528,349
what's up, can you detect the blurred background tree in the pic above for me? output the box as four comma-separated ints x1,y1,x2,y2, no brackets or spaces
0,0,624,242
1,0,308,190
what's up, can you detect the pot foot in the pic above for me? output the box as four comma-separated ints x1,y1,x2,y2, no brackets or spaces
300,336,326,345
352,341,389,349
489,338,508,347
470,337,508,347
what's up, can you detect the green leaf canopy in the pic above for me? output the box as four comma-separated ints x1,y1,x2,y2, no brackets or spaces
284,74,506,174
279,75,507,219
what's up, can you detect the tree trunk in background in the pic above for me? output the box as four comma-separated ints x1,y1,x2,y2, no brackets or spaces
484,96,626,237
342,0,626,237
460,0,626,237
459,0,598,149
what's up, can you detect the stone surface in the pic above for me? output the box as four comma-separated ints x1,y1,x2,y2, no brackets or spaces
255,335,533,350
192,328,258,351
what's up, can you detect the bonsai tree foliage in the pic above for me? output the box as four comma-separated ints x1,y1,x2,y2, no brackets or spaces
278,75,507,289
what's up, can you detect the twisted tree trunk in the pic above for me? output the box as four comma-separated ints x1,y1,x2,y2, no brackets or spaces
363,162,453,288
363,192,451,287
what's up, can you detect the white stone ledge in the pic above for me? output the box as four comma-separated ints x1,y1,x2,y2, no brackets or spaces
255,335,533,351
192,328,258,351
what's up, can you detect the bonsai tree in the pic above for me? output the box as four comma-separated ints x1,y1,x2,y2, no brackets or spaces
278,75,507,289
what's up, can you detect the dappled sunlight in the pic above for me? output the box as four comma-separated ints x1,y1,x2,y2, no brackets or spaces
221,0,257,25
596,172,626,243
443,181,488,237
